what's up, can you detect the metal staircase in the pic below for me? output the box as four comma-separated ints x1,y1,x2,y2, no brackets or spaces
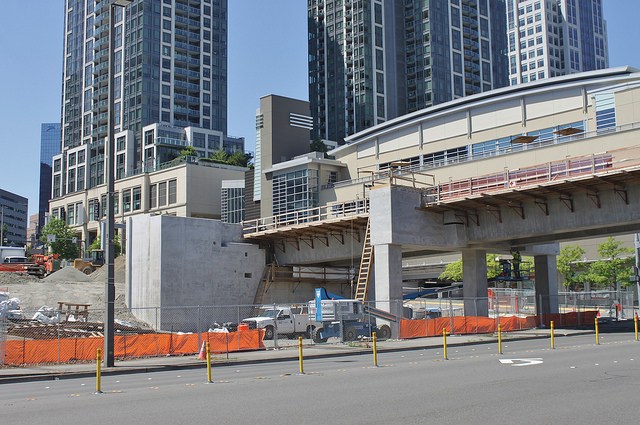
354,218,373,301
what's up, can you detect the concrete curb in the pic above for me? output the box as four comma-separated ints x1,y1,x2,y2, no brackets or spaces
0,330,594,384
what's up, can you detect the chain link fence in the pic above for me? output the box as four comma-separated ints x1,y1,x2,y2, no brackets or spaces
1,289,637,367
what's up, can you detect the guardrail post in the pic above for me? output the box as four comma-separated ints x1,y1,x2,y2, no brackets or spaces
95,348,103,394
550,320,555,349
635,313,638,342
498,324,503,354
372,331,378,367
595,316,600,345
443,328,448,360
206,341,213,384
298,336,305,374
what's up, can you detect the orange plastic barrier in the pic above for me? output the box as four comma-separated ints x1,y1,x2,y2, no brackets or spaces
399,312,594,339
4,329,265,366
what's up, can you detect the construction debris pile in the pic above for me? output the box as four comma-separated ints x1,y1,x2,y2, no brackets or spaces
1,256,154,342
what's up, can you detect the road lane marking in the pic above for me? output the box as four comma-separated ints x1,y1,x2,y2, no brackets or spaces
499,358,543,367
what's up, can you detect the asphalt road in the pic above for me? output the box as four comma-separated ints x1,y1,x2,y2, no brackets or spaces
2,333,639,425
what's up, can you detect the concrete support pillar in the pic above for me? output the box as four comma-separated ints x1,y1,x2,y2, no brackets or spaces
534,254,559,316
373,243,403,337
462,249,488,316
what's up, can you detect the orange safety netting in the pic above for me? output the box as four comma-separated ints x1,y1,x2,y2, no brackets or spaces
4,329,265,366
399,311,597,339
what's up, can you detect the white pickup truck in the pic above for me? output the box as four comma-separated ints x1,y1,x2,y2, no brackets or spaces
241,305,320,340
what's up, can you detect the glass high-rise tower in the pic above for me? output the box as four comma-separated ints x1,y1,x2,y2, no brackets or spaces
59,0,228,191
308,0,508,144
38,123,61,235
506,0,608,85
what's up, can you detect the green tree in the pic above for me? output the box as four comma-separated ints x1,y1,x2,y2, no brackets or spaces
439,258,463,281
310,139,329,158
40,218,79,260
208,149,230,164
227,151,253,168
557,245,586,290
179,145,198,158
583,237,634,289
88,235,121,257
439,254,503,282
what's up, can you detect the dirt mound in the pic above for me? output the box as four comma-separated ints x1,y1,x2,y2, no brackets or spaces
90,255,126,283
0,272,40,286
43,266,93,283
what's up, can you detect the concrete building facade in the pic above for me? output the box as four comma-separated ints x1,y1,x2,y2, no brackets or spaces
0,189,28,247
221,179,244,224
241,67,640,333
126,214,265,331
52,0,241,254
50,158,246,255
252,95,314,218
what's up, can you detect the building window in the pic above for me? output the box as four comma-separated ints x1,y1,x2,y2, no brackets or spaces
150,184,157,209
89,199,99,221
158,182,167,206
272,169,319,216
123,189,131,213
193,133,205,148
168,180,177,204
101,195,107,218
133,187,141,211
77,166,85,191
67,204,75,225
67,169,76,193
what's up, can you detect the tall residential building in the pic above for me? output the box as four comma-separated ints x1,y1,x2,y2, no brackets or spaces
251,95,314,218
308,0,508,144
39,123,61,236
506,0,608,85
51,0,243,252
58,0,228,192
0,189,28,247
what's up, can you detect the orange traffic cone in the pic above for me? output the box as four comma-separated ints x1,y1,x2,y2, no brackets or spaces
198,341,207,360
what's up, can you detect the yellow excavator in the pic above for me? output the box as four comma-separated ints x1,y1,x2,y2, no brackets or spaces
73,249,105,275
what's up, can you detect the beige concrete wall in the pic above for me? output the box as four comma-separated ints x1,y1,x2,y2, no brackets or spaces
614,86,640,127
185,164,246,219
49,162,246,249
329,76,640,207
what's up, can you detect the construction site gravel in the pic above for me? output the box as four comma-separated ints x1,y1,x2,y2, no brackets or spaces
0,256,141,324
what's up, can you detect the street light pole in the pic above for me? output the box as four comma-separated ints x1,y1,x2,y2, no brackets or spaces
104,0,131,368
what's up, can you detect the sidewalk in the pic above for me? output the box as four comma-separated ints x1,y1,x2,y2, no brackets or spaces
0,328,590,384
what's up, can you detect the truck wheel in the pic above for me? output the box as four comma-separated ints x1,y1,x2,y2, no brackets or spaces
82,266,94,275
264,325,275,340
312,327,326,343
306,325,315,339
377,324,391,340
345,326,357,341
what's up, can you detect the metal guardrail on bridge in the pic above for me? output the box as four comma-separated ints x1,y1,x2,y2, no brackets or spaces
242,198,369,236
422,144,640,206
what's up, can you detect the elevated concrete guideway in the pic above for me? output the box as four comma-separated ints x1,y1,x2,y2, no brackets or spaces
242,143,640,258
242,198,371,265
241,142,640,336
368,143,640,329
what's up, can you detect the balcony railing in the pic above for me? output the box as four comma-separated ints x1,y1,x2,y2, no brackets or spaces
421,142,640,206
242,198,369,236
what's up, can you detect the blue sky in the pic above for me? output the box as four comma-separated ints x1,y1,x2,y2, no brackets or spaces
0,0,637,217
